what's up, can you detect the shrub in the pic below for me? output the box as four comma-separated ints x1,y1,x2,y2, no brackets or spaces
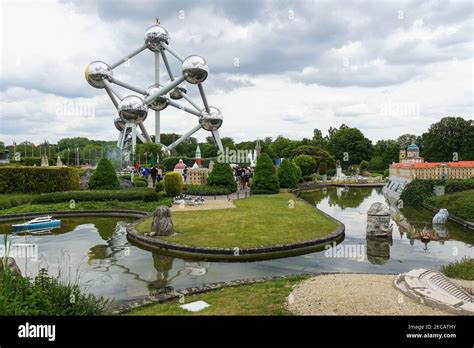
133,181,147,187
182,184,232,195
293,155,316,176
119,174,131,181
0,267,111,315
0,194,35,210
142,190,161,202
17,157,56,166
303,175,313,182
359,160,369,172
291,161,303,183
207,162,237,192
440,257,474,280
250,153,279,194
383,169,389,178
88,158,120,190
31,189,160,203
278,159,298,188
0,167,79,194
318,162,328,176
164,172,183,197
444,179,474,194
400,179,435,206
154,181,164,193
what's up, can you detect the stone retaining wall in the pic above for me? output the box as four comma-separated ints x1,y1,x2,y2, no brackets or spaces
422,203,474,231
0,210,149,222
126,195,345,261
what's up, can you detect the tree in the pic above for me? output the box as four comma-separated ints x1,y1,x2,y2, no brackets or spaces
270,136,297,158
359,160,369,172
327,126,373,167
372,140,400,169
421,117,474,162
88,158,120,190
293,155,316,176
278,159,298,188
207,162,237,192
291,145,336,169
250,153,279,194
397,134,417,148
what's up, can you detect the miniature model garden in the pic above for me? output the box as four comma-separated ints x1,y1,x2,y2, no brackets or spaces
1,115,473,316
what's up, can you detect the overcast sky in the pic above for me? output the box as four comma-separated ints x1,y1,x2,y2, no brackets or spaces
0,0,472,145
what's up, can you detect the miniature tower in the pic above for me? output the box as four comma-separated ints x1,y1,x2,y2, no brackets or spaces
255,139,261,158
195,144,202,167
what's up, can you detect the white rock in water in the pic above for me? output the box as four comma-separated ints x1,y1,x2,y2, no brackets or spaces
367,202,389,216
432,209,449,225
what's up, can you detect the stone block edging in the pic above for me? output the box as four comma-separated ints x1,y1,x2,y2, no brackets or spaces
422,203,474,230
0,210,149,222
126,194,345,261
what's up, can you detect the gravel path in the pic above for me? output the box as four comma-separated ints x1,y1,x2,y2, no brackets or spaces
171,200,235,212
287,274,453,315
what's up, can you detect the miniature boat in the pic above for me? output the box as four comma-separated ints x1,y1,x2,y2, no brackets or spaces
12,216,61,230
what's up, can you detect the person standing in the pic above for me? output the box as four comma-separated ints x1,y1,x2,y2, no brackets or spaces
150,165,158,187
183,166,188,183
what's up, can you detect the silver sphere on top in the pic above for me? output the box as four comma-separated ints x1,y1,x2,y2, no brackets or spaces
144,25,169,52
85,61,113,89
168,81,187,100
145,84,169,111
114,117,125,131
199,106,223,131
118,95,148,123
182,55,209,84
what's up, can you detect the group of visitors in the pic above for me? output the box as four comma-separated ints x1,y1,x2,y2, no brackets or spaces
129,164,163,187
234,166,253,190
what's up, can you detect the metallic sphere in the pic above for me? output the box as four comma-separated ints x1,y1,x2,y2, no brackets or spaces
114,117,125,131
182,55,209,84
144,25,169,52
168,81,187,100
199,106,223,131
118,95,148,123
145,84,169,111
85,61,113,89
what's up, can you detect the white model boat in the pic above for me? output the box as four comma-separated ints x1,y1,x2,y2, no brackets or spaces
12,216,61,230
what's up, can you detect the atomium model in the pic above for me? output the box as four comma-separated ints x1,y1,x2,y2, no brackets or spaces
85,19,224,164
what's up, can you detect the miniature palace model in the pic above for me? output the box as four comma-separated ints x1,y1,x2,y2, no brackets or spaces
85,19,224,163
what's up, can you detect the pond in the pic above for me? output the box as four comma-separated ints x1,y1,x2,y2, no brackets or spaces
0,187,472,303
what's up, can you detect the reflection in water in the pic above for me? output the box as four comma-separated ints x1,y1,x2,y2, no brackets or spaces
0,188,472,302
366,237,392,265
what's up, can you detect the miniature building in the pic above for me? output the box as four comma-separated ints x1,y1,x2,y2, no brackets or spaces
173,159,186,175
187,145,211,185
389,143,474,180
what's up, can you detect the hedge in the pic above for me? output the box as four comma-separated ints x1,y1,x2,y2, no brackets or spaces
182,184,232,196
207,162,237,192
133,181,147,187
16,157,57,166
31,189,163,203
0,167,80,194
164,172,183,197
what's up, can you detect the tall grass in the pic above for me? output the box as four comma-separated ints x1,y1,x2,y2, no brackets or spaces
0,236,112,315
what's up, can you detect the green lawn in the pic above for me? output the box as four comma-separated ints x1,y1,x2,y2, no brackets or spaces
425,189,474,223
0,199,172,215
126,276,306,316
135,193,337,248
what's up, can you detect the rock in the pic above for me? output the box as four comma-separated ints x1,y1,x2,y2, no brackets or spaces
0,257,22,277
366,237,390,265
366,202,391,237
120,178,133,189
432,209,449,225
79,169,92,190
149,232,156,237
151,205,174,236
